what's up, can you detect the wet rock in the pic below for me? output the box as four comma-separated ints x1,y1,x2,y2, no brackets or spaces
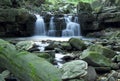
62,54,75,62
98,77,108,81
85,44,116,58
60,42,72,51
108,77,116,81
68,38,86,51
45,41,61,50
34,52,54,63
80,50,112,67
84,66,97,81
0,70,10,81
95,67,111,73
68,78,85,81
111,63,119,70
61,60,88,80
16,41,34,51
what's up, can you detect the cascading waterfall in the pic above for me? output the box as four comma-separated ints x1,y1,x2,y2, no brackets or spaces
62,16,80,37
48,17,56,36
34,14,46,36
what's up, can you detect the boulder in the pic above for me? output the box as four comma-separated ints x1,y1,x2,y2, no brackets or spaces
80,51,112,67
0,39,62,81
68,38,86,50
16,41,34,51
85,44,116,58
60,42,72,51
84,66,97,81
61,60,88,80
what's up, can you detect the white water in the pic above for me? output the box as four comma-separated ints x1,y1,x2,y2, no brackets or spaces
34,14,46,36
48,17,56,36
62,16,80,37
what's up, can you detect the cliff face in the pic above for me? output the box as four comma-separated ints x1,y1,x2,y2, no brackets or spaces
0,0,37,37
77,0,120,35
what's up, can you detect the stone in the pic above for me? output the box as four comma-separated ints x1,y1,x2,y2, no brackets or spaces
16,41,34,51
60,42,72,51
68,38,86,50
0,39,62,81
61,60,88,80
34,52,54,63
69,78,85,81
111,63,119,70
84,66,97,81
85,44,116,58
80,51,112,67
95,67,111,73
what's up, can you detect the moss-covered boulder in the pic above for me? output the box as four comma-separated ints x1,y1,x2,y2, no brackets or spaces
80,51,112,67
35,52,54,63
60,42,72,51
85,44,116,58
0,39,62,81
68,38,86,50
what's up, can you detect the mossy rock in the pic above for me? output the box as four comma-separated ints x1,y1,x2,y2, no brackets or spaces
86,44,116,58
0,39,62,81
80,51,112,67
34,52,54,63
68,38,86,50
60,42,72,51
16,41,34,51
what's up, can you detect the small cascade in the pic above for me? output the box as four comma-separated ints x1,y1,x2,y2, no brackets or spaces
34,14,46,36
48,17,56,36
74,16,79,23
62,16,80,37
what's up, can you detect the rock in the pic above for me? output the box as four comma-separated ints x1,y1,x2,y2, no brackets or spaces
80,51,112,67
0,8,36,37
0,9,17,22
111,63,119,70
68,78,85,81
95,67,111,73
34,52,54,63
84,66,97,81
109,77,116,81
0,70,10,81
16,41,34,51
68,38,86,50
85,44,116,58
45,41,61,50
60,42,72,51
99,77,108,81
61,60,88,80
0,39,62,81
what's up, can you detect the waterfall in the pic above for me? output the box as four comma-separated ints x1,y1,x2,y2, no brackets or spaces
34,14,46,36
48,17,56,36
62,16,80,37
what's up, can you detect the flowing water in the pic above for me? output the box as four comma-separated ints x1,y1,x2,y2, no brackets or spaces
62,16,80,37
48,17,56,36
34,14,46,36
